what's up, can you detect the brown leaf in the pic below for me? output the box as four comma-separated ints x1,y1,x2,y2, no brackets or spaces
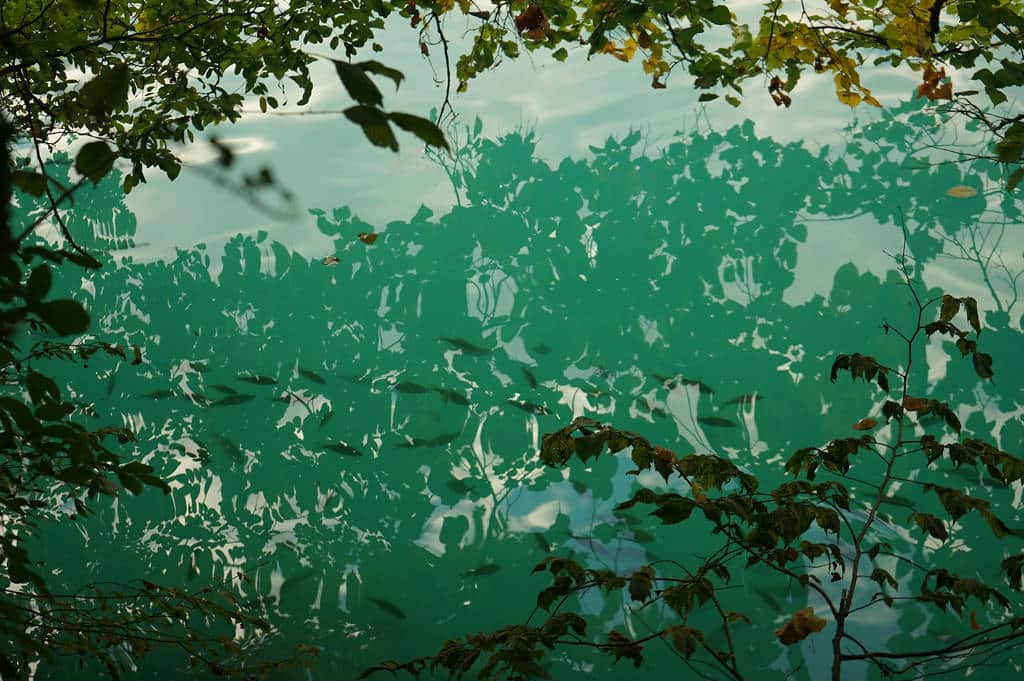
419,41,429,56
902,395,928,412
775,608,827,645
358,232,379,245
970,610,982,630
322,255,340,265
852,417,878,431
514,5,548,39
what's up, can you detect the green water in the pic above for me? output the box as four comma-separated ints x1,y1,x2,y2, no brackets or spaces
14,94,1024,680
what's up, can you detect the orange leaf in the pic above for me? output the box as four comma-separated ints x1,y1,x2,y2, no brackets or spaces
902,396,928,411
852,417,878,431
776,608,827,645
358,232,379,245
970,610,982,630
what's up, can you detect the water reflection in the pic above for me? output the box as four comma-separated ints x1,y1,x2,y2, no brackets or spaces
16,97,1024,680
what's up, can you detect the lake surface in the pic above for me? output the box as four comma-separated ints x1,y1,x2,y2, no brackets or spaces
13,28,1024,681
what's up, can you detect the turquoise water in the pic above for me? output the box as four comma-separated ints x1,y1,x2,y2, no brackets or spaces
13,49,1024,680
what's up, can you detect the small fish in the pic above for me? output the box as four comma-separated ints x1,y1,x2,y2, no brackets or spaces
319,410,335,428
367,596,407,620
212,394,256,407
211,433,244,464
190,362,209,373
279,570,316,597
399,432,460,448
507,398,551,415
393,381,429,394
649,372,674,383
433,387,470,406
464,564,501,577
298,368,326,384
188,392,212,406
752,586,781,611
723,393,760,405
533,344,552,355
570,480,588,494
237,374,277,385
651,407,670,419
698,416,738,428
439,337,491,356
632,529,656,545
521,366,538,389
324,442,363,457
880,494,916,509
533,533,551,553
271,395,291,404
682,378,714,395
209,384,238,395
105,371,117,397
322,255,340,266
140,389,175,399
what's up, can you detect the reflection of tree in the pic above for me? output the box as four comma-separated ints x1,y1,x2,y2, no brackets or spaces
23,97,1024,679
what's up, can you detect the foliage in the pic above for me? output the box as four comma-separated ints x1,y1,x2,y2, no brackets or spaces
0,127,315,677
378,259,1024,679
0,0,445,248
411,0,1024,178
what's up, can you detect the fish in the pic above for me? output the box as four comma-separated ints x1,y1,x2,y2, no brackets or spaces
464,564,501,577
521,366,538,389
188,392,212,406
298,368,326,384
879,494,916,509
651,407,670,419
570,480,588,494
279,570,316,597
533,344,552,355
237,374,277,385
367,596,407,620
190,362,209,373
105,371,117,397
271,395,291,404
632,529,656,545
439,337,491,356
324,442,363,457
211,394,256,407
393,381,429,394
507,399,551,415
433,387,470,406
723,393,760,405
751,586,781,611
682,378,714,395
398,432,460,448
209,384,238,395
698,416,738,428
140,389,175,399
211,433,244,463
319,410,335,428
533,533,551,553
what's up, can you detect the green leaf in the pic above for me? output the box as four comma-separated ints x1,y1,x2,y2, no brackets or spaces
75,141,117,183
343,105,398,151
698,93,719,102
11,170,47,196
963,297,981,334
1008,167,1024,192
36,299,90,335
25,371,60,405
939,295,960,322
706,5,732,25
79,64,131,118
552,47,569,62
26,264,52,301
332,60,384,107
358,60,405,91
387,112,449,150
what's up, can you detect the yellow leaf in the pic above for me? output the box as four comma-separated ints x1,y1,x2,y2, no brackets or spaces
775,608,827,645
852,417,878,431
946,185,977,198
